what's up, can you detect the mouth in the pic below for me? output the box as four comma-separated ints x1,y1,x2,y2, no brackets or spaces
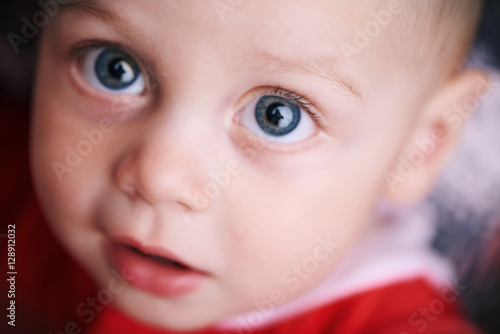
126,245,191,270
107,237,207,298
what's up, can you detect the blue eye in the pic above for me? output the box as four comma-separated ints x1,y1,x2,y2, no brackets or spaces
80,48,145,94
239,94,317,143
95,49,140,89
255,96,301,136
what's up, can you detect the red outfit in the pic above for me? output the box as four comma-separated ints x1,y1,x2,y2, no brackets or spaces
0,102,481,334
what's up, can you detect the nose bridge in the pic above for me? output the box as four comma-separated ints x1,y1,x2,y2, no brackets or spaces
114,110,218,209
114,33,232,209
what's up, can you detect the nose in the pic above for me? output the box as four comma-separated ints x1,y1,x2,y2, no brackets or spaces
114,113,215,212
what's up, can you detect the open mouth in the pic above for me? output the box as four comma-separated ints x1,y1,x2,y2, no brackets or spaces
108,239,207,297
126,245,191,270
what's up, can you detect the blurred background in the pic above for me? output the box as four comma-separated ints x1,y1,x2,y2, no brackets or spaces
0,0,499,333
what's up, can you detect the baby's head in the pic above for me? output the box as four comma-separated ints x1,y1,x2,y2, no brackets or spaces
30,0,487,330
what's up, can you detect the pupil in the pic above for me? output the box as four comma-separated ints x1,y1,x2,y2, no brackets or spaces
109,59,127,81
266,103,285,126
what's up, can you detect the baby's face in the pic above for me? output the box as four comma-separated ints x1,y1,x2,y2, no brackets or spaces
31,0,435,330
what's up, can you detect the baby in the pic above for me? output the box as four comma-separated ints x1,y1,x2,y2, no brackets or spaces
9,0,490,333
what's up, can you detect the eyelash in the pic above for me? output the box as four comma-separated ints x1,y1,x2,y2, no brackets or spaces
68,41,328,130
69,40,138,61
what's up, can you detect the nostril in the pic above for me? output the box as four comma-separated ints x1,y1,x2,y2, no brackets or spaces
114,153,139,197
176,201,191,212
115,170,136,195
120,182,136,195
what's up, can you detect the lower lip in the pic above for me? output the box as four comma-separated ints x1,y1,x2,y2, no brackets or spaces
109,243,206,297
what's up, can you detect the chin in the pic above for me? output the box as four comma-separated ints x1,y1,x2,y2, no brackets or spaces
111,289,223,332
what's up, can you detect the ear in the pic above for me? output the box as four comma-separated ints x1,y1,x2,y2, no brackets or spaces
384,68,491,205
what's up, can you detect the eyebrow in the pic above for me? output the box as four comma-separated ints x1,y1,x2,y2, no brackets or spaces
60,0,134,38
61,1,362,99
231,52,363,99
61,0,162,62
62,0,118,22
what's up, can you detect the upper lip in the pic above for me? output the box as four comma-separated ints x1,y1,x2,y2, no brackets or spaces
111,235,203,273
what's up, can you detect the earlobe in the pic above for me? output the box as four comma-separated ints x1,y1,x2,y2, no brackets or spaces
384,68,491,205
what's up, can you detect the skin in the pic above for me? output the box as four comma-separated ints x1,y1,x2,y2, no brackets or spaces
30,0,486,330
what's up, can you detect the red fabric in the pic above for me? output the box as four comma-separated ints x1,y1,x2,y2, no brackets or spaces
0,101,482,334
88,279,481,334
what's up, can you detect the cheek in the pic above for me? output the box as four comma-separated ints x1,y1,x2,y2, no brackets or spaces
31,61,106,245
218,149,382,301
30,97,113,287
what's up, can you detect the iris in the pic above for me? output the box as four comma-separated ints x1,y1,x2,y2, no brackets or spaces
94,49,141,90
255,96,301,136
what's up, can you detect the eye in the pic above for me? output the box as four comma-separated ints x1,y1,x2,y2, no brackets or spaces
239,95,317,143
79,47,145,94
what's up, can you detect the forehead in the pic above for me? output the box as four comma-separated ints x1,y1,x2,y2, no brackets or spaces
61,0,363,58
63,0,362,44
